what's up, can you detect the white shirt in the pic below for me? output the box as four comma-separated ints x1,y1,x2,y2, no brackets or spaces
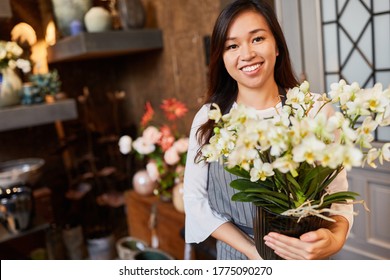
183,99,354,244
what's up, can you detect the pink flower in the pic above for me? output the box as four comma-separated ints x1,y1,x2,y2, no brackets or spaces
158,125,175,151
146,160,160,182
142,126,162,145
132,137,156,155
164,147,180,165
173,137,189,154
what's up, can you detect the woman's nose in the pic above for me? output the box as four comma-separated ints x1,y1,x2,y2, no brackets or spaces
240,44,255,60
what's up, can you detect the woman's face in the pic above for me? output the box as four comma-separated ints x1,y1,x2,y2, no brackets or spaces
223,10,278,91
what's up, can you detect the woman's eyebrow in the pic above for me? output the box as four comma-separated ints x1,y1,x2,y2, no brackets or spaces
226,28,267,41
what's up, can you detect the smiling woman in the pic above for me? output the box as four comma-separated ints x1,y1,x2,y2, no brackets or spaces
183,0,354,261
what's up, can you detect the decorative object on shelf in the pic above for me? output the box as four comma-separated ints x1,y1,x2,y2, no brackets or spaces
119,98,189,200
131,169,156,196
0,183,34,234
201,80,388,259
21,82,42,105
0,158,45,234
84,6,112,33
0,40,31,108
117,0,146,29
28,69,61,103
172,182,184,213
51,0,92,37
116,236,147,260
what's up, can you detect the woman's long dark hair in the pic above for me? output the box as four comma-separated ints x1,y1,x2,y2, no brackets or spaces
196,0,298,160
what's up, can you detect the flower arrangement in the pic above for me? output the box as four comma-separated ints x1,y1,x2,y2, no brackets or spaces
119,98,189,198
0,40,31,73
201,80,389,221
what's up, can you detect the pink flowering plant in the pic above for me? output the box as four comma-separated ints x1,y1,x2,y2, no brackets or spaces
119,98,189,198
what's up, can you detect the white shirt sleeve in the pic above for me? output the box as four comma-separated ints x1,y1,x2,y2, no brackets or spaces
183,104,228,244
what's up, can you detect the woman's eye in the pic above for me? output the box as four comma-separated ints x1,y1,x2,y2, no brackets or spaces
253,36,264,43
226,44,238,50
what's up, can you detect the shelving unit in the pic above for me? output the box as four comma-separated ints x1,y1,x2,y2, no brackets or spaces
47,29,163,63
0,99,77,132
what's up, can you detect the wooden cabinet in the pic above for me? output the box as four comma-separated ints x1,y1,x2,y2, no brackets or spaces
125,190,186,260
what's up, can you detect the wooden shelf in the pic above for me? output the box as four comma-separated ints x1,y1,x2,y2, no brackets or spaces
47,29,163,63
0,99,78,132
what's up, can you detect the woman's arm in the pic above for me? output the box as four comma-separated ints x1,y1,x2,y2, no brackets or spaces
183,104,229,243
212,223,262,260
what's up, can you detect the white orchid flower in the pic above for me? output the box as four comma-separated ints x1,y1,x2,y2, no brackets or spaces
250,159,274,182
208,103,222,122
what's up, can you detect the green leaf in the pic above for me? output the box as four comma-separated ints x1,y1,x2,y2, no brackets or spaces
225,166,250,179
230,179,273,191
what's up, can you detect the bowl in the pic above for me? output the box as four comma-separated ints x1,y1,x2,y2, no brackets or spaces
116,236,148,260
134,248,174,260
0,158,45,188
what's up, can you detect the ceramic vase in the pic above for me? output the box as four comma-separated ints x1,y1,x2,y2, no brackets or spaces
117,0,146,29
132,169,156,196
0,67,22,108
172,182,185,213
51,0,92,37
84,7,112,32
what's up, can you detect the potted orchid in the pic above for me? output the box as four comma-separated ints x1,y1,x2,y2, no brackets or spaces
0,40,31,107
201,80,389,259
119,98,189,200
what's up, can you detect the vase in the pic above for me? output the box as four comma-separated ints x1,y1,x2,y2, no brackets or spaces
51,0,92,37
132,169,156,196
253,206,325,260
117,0,146,29
172,182,184,213
0,67,22,108
84,7,112,32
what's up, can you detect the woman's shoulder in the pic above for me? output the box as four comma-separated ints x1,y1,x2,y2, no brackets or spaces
191,103,212,127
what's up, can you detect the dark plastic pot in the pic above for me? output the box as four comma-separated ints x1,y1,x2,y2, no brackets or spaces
253,206,325,260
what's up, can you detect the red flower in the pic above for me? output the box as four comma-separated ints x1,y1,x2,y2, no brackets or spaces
160,98,188,121
158,125,175,152
141,101,154,128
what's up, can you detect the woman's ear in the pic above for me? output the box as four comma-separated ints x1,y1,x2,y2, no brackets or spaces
276,47,279,56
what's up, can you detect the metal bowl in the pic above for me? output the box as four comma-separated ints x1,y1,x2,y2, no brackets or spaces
0,158,45,188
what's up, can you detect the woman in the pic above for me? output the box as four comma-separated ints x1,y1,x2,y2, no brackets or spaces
183,0,353,260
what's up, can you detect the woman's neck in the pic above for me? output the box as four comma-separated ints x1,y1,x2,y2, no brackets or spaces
236,82,280,110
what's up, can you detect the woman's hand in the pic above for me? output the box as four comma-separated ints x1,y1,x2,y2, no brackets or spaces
263,215,349,260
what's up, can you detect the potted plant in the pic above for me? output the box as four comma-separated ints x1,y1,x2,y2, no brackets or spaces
28,69,62,103
201,80,389,259
119,98,189,201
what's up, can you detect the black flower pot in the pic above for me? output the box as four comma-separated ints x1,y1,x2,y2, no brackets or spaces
253,206,325,260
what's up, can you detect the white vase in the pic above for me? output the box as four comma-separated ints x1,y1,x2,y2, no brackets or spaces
0,67,22,108
84,7,112,32
172,182,185,213
132,169,156,196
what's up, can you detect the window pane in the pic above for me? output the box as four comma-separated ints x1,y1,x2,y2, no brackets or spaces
323,24,339,72
374,15,390,69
